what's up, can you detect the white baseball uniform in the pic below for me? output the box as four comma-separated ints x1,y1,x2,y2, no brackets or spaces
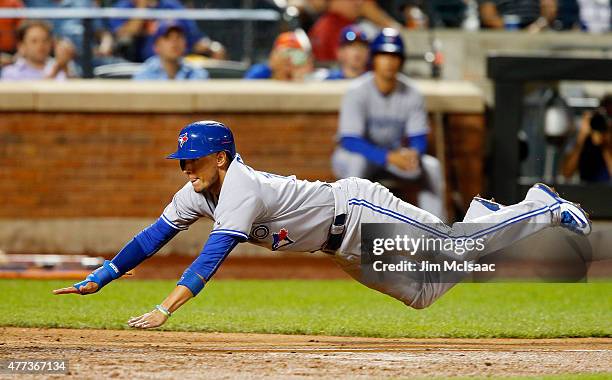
162,154,555,309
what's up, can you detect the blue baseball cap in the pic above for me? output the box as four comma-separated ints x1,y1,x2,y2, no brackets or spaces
339,25,368,46
153,21,185,41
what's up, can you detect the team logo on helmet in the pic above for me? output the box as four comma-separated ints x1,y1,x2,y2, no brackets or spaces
178,132,189,148
272,228,294,251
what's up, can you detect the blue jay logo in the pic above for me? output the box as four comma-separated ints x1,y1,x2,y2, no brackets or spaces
178,132,189,148
272,228,294,251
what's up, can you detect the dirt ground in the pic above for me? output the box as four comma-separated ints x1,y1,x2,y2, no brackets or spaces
1,327,610,379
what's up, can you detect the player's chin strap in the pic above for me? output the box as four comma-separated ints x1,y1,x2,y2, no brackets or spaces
322,183,348,255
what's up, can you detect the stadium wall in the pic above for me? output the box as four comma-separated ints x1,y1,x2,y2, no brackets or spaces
0,80,484,255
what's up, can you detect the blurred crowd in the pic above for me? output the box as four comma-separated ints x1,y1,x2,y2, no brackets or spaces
0,0,610,81
0,0,609,186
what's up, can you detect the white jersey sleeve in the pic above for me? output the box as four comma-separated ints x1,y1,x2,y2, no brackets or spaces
211,159,266,241
161,182,214,231
338,83,367,138
403,80,429,137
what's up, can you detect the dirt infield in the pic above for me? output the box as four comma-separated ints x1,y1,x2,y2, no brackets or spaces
1,328,610,379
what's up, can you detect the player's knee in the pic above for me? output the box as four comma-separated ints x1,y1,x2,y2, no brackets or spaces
332,148,369,179
403,290,435,310
405,298,433,310
420,155,442,177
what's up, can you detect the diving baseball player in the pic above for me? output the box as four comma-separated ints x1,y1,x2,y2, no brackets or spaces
332,28,446,220
53,121,591,329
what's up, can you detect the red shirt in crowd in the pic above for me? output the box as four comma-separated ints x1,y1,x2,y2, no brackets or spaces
308,11,355,62
0,0,23,53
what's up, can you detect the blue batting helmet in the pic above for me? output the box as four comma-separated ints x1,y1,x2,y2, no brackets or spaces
167,120,236,161
370,28,405,57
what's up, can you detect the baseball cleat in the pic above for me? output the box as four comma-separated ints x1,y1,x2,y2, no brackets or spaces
526,183,592,235
556,202,592,236
473,196,504,211
524,183,562,207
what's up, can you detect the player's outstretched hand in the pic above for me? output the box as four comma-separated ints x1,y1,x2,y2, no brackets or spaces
387,148,419,172
53,281,99,295
128,309,168,329
52,267,133,296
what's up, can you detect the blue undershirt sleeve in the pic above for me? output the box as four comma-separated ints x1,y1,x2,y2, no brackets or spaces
340,136,388,166
112,217,180,274
408,133,428,156
177,233,240,296
74,217,180,293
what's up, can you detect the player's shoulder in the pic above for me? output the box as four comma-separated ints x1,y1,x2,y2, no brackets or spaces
174,180,207,204
396,74,422,95
344,72,375,98
347,72,374,91
222,154,262,190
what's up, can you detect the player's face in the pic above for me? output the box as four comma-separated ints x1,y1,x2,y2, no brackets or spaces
181,153,222,193
372,53,402,80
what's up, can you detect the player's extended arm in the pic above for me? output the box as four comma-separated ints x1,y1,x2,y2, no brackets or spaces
52,217,180,295
340,136,389,166
340,133,427,167
128,233,241,329
408,133,427,156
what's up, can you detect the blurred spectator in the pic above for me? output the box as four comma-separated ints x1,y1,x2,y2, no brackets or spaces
400,0,467,28
326,25,369,80
308,0,363,62
109,0,224,62
552,0,580,29
244,31,313,81
577,0,611,33
360,0,404,29
24,0,113,66
1,20,75,80
562,95,612,182
287,0,328,32
478,0,557,31
309,0,400,62
0,0,24,61
400,1,429,29
332,28,446,219
132,22,208,80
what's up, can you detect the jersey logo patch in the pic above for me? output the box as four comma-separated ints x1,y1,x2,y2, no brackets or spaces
178,132,189,147
272,228,294,251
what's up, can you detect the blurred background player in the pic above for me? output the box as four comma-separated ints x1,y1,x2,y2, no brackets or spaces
132,22,208,81
244,30,313,81
331,28,446,220
562,94,612,182
1,20,76,80
325,25,369,80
